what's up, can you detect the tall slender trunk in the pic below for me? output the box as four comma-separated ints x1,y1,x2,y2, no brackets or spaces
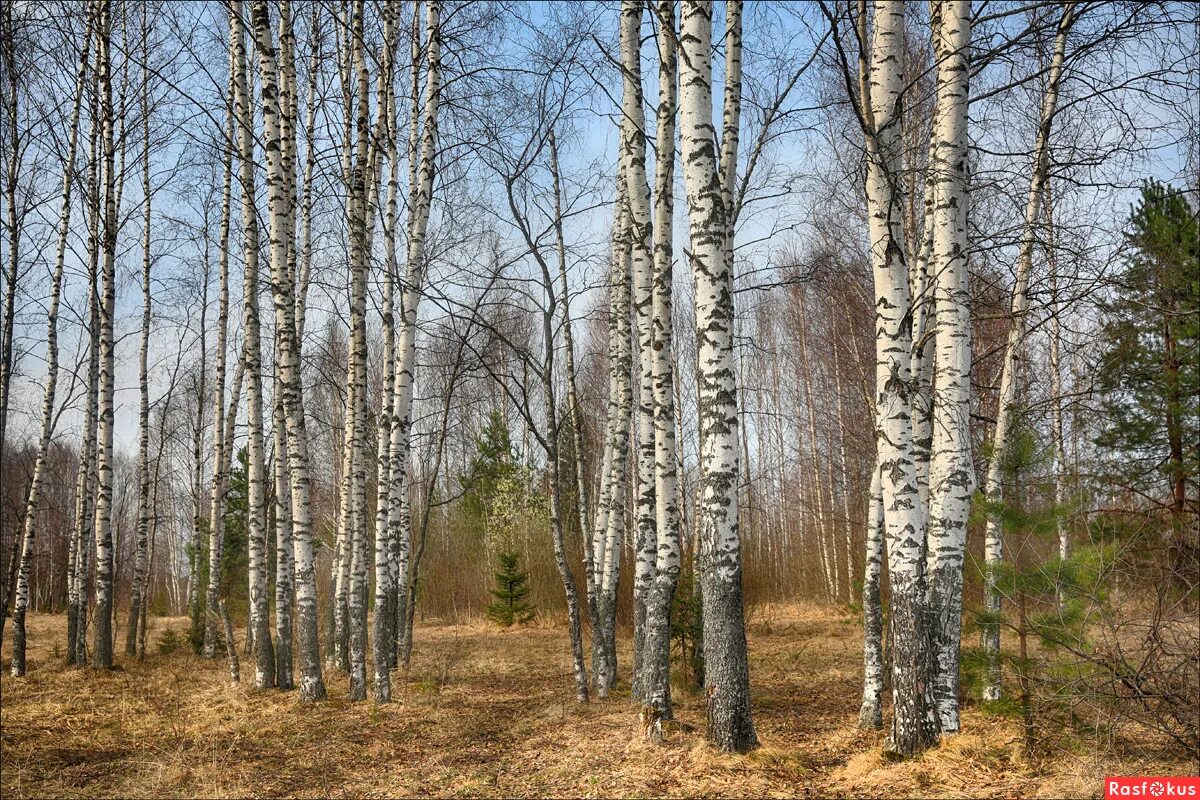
232,1,276,689
857,467,885,727
678,0,757,753
371,0,400,701
203,59,237,659
343,0,374,702
924,0,974,735
549,129,593,702
273,0,300,692
10,7,91,675
595,167,632,699
861,0,938,754
388,0,441,677
640,0,681,737
251,0,326,702
69,78,103,666
1045,180,1069,564
91,0,119,669
981,4,1072,702
0,3,22,474
619,0,657,704
126,9,153,656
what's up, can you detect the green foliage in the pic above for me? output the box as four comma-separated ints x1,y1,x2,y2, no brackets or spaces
156,627,184,655
485,549,535,626
1095,181,1199,497
670,569,704,688
187,449,253,652
460,410,519,524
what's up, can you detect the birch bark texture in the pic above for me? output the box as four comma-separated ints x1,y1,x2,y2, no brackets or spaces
924,0,973,734
203,44,238,661
10,5,91,677
250,0,326,701
232,0,276,689
126,7,153,658
980,4,1072,703
862,0,940,754
678,0,757,754
388,0,441,675
91,0,119,670
619,0,657,704
640,0,682,737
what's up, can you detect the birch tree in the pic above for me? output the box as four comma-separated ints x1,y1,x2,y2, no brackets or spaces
387,0,441,681
923,0,973,735
10,4,92,676
344,0,372,702
678,0,757,753
981,3,1074,703
619,0,657,704
372,0,400,702
593,169,631,699
68,76,103,667
639,0,681,737
202,58,237,660
251,0,326,702
232,0,276,689
91,0,119,669
125,5,153,656
858,0,939,754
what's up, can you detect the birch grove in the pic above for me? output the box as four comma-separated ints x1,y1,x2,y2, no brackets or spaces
0,1,1194,783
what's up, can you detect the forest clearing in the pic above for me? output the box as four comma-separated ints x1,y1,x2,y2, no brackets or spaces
5,607,1191,799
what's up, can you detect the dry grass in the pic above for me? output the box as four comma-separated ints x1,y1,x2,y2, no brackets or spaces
1,606,1192,798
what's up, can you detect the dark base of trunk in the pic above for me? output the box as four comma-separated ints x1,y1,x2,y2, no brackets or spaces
125,594,141,656
93,598,113,669
11,606,27,676
702,577,758,754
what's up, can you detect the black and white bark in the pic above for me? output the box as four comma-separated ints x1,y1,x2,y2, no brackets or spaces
125,7,153,657
91,0,119,669
678,0,757,753
860,0,939,754
981,3,1072,703
620,0,657,705
232,0,276,689
924,0,973,735
10,5,91,676
640,0,681,737
251,0,326,701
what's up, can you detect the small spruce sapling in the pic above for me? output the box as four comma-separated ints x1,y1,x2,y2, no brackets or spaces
486,549,535,626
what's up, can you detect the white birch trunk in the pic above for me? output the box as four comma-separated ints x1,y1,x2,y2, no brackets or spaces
231,1,276,689
126,12,153,657
640,0,681,735
388,0,441,674
981,5,1072,702
678,0,757,753
91,0,119,669
620,0,657,704
924,0,973,734
595,171,632,699
10,8,91,676
862,0,939,754
203,57,237,660
250,0,326,702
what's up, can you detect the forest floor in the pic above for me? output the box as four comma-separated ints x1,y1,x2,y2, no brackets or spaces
1,605,1193,798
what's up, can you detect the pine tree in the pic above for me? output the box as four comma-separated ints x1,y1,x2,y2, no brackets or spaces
1095,181,1199,522
486,550,535,627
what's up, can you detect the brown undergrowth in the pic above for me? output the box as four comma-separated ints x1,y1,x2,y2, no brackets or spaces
1,606,1191,798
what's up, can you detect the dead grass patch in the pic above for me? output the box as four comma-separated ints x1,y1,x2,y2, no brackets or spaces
1,608,1190,798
